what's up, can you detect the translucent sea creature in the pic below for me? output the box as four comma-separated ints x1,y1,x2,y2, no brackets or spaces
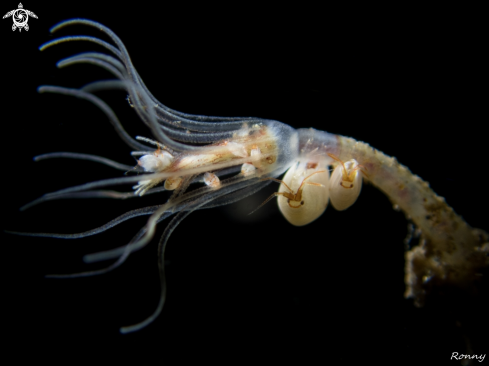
10,19,489,334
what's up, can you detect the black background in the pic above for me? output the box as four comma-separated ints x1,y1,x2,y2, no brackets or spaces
2,2,488,365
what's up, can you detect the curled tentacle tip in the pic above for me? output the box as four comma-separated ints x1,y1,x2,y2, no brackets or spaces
50,19,95,34
19,203,32,211
83,250,115,263
38,40,54,51
49,20,69,33
49,24,60,33
82,254,96,263
39,40,56,52
119,322,147,334
20,197,45,211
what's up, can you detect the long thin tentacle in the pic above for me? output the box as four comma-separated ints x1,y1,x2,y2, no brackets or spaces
82,174,267,264
81,79,127,93
60,52,126,74
21,154,259,211
57,56,125,80
40,36,122,58
44,19,258,132
119,191,218,333
46,218,159,278
9,205,160,239
119,176,272,333
46,244,131,279
35,152,136,171
52,55,233,145
38,85,149,151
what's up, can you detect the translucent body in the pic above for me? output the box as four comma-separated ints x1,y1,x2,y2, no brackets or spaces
9,19,488,335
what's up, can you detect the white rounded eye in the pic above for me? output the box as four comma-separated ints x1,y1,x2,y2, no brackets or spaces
329,159,362,211
277,161,330,226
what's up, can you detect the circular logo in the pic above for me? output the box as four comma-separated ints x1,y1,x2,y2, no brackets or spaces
12,8,28,28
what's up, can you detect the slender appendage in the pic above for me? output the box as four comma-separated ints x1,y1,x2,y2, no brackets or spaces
297,128,489,304
9,205,161,239
82,180,272,265
118,176,267,333
46,245,131,278
119,210,187,334
12,18,486,336
253,170,327,215
34,152,137,172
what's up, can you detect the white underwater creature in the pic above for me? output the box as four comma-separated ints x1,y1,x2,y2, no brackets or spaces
10,19,488,335
3,3,37,31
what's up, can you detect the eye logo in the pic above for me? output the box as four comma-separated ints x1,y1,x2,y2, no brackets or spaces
3,3,37,32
